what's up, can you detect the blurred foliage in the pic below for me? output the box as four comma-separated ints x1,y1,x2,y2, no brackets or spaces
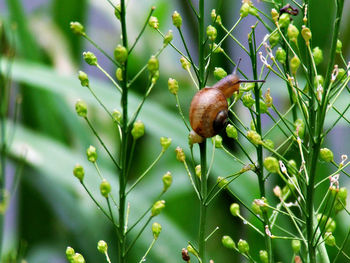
0,0,349,262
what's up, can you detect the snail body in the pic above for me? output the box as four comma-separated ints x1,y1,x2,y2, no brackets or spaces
189,73,240,138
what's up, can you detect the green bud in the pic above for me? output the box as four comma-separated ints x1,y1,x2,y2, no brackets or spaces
222,235,236,250
242,92,255,108
294,119,305,138
290,56,301,75
175,146,185,162
206,25,217,41
320,148,334,162
251,201,262,216
188,130,204,145
163,30,173,45
73,164,84,182
148,55,159,75
217,176,229,188
214,67,227,80
114,4,121,20
214,135,223,148
187,244,198,257
212,43,223,53
237,239,249,254
116,67,123,81
278,13,290,28
211,9,222,25
226,124,238,140
66,246,75,262
324,232,336,246
151,72,159,85
259,100,268,114
249,6,258,17
73,253,85,263
240,3,250,18
250,120,256,131
114,45,128,64
230,203,240,216
264,156,279,173
172,11,182,28
264,139,274,149
271,8,279,22
86,145,97,163
288,159,297,175
152,222,162,239
83,51,97,66
160,137,172,151
131,120,145,140
78,71,89,87
97,240,108,254
312,47,323,65
100,179,111,198
291,239,301,253
269,31,280,48
195,165,201,179
247,130,262,145
151,200,165,217
338,187,347,200
276,47,286,64
162,171,172,192
337,68,346,81
148,16,159,29
180,57,191,70
70,21,85,36
336,39,342,53
326,218,336,232
287,23,299,43
301,26,312,45
168,78,179,95
75,99,87,117
112,109,122,123
264,89,273,108
259,250,268,263
314,75,324,87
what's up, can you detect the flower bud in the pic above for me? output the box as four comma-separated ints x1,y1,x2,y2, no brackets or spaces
226,124,238,140
116,67,123,81
206,25,217,41
148,55,159,75
180,57,191,70
97,240,108,254
73,164,84,182
294,119,305,138
240,3,250,18
320,148,333,162
259,100,268,114
230,203,240,216
250,120,256,131
148,16,159,29
112,109,122,123
264,156,279,173
269,31,280,48
324,232,336,246
247,130,262,145
100,179,111,198
214,135,223,148
66,246,75,262
187,244,198,257
249,6,258,17
160,137,172,152
211,9,222,25
314,75,324,87
70,21,85,36
312,47,323,65
222,235,236,250
114,4,121,20
83,51,97,66
75,99,87,117
336,39,342,53
326,218,336,232
259,250,268,263
251,201,262,216
301,26,312,45
175,147,185,162
114,45,128,64
291,240,301,253
214,67,227,80
276,47,286,64
290,56,301,75
264,89,273,107
162,171,172,192
78,71,89,87
337,68,346,81
242,92,255,108
168,78,179,95
172,11,182,28
152,222,162,239
212,43,223,53
131,120,145,140
237,239,249,254
338,187,347,200
271,8,279,22
263,139,274,149
273,185,281,198
217,176,228,188
287,24,299,43
151,200,165,217
163,30,173,45
86,145,97,163
73,253,85,263
278,13,290,28
193,165,201,179
188,130,204,145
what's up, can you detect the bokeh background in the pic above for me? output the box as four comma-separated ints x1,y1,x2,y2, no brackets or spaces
0,0,350,262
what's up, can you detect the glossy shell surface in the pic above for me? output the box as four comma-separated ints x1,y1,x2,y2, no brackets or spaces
189,87,228,138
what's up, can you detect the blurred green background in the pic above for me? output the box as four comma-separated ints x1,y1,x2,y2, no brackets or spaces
0,0,349,262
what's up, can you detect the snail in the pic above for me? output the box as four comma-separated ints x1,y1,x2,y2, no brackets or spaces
189,63,264,139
